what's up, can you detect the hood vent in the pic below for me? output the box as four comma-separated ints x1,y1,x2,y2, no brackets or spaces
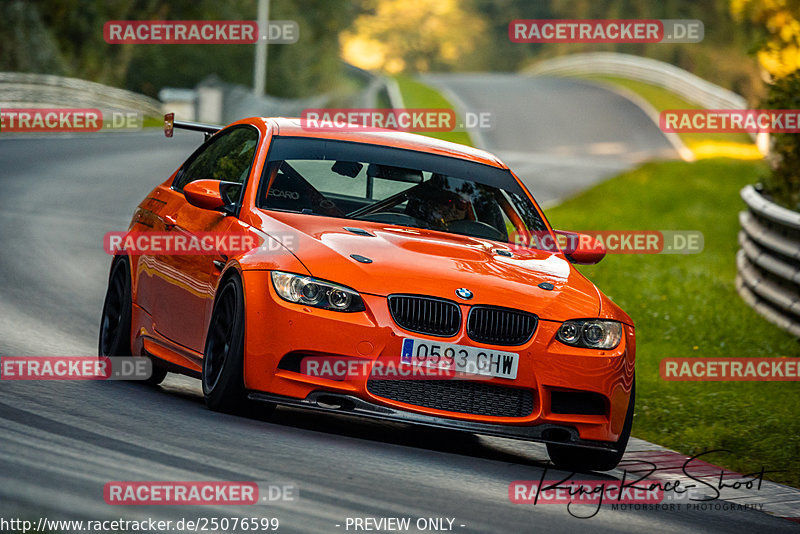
350,254,373,264
344,227,375,237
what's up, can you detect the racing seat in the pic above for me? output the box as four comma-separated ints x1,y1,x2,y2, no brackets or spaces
264,162,345,218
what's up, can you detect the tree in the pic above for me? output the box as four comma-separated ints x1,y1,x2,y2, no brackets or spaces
2,0,366,99
341,0,488,73
0,1,67,75
761,69,800,210
731,0,800,79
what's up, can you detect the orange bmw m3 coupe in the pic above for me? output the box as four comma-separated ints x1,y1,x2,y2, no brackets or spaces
99,116,635,471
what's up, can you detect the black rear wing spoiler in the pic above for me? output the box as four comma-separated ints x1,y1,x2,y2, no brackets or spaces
164,113,221,141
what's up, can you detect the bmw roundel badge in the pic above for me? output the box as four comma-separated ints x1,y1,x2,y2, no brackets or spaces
455,288,473,300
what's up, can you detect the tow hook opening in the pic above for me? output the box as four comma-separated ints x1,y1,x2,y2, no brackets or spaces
315,395,356,411
542,428,572,443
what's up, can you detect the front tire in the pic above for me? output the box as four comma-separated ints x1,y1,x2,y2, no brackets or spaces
546,380,635,472
202,275,251,413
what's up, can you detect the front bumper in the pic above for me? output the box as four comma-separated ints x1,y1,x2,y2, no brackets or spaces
241,270,635,445
248,390,618,451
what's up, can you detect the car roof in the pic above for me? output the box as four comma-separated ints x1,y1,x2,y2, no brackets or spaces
250,117,509,170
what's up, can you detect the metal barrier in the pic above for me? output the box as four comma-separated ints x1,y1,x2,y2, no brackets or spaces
0,72,162,116
737,185,800,337
190,66,386,125
1,64,389,126
527,52,747,110
530,55,793,333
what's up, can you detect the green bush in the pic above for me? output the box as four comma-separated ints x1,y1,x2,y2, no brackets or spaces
762,69,800,211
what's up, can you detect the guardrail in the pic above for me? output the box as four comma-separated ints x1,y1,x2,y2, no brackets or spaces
737,185,800,337
164,63,390,124
0,72,162,116
1,66,387,126
527,52,747,110
529,55,792,335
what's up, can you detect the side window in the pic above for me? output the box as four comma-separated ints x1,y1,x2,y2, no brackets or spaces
174,127,259,204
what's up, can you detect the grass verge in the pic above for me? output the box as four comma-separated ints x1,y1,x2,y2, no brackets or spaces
392,75,473,147
545,157,800,487
141,115,163,128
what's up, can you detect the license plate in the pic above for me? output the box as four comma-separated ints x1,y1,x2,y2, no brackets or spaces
400,338,518,380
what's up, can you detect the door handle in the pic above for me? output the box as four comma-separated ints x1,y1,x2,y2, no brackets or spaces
162,215,178,230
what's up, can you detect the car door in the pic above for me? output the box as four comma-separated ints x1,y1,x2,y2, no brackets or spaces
148,126,260,352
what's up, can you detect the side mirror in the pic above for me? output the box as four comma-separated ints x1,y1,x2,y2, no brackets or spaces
556,230,606,265
183,180,239,213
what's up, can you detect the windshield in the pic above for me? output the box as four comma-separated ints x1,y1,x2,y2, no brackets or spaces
258,137,548,245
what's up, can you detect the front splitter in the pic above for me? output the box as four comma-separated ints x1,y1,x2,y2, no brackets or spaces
248,390,616,452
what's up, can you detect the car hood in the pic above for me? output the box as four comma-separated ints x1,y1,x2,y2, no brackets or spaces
253,211,600,321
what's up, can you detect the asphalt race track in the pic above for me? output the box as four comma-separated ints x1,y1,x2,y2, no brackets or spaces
0,78,795,533
422,73,678,204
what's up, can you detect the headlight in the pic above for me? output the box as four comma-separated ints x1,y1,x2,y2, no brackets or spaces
271,271,365,312
556,319,622,349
